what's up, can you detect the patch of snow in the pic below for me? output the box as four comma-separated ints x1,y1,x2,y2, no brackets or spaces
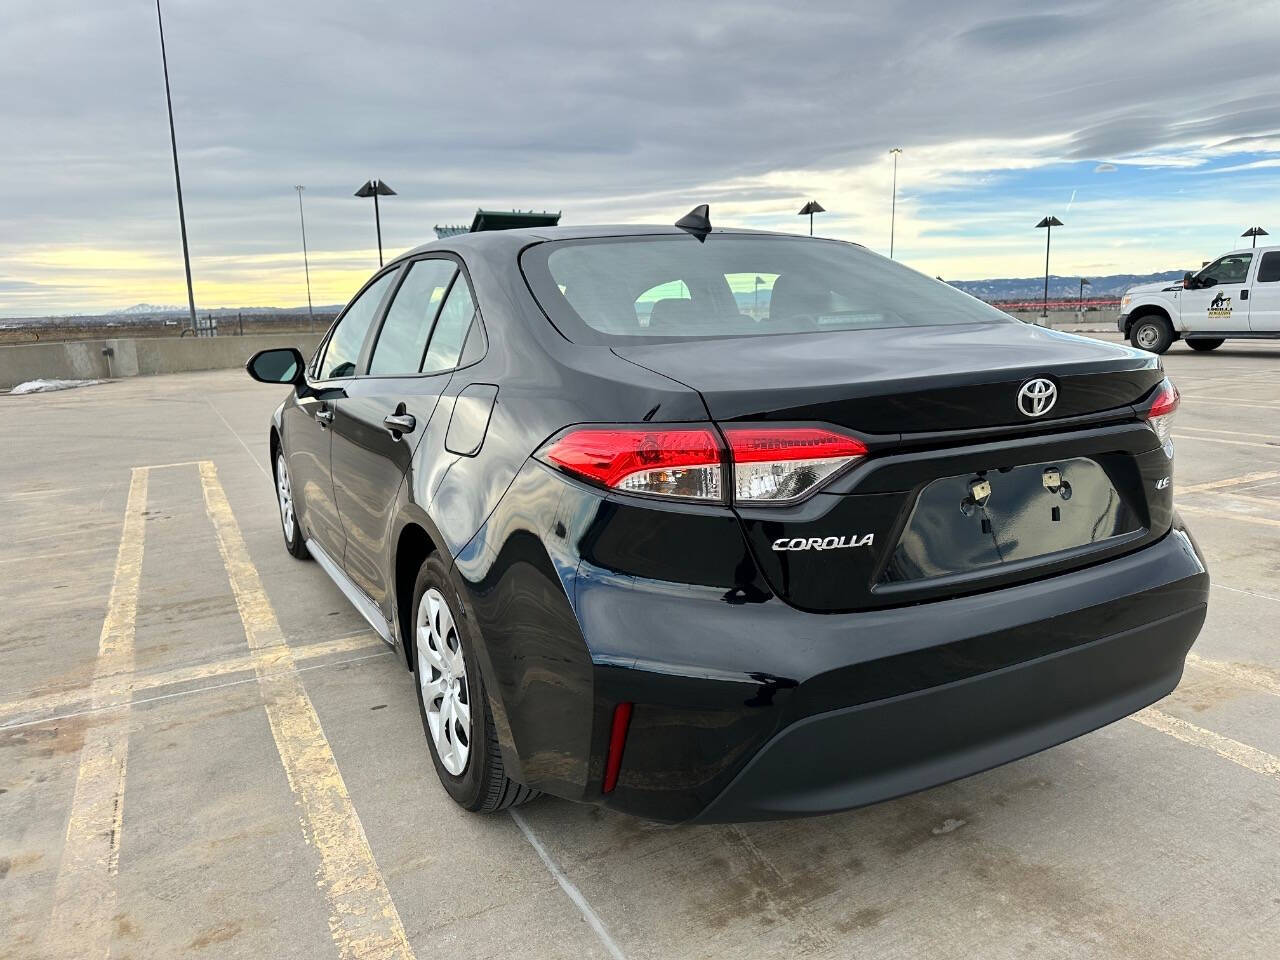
9,378,105,394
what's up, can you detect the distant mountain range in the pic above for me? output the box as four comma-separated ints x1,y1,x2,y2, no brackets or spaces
946,271,1187,301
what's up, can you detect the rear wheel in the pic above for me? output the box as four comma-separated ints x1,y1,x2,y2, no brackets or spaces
274,452,309,559
1187,338,1225,352
411,553,538,812
1129,315,1174,354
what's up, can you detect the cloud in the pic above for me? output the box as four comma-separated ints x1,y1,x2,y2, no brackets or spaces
1094,163,1117,173
2,0,1279,314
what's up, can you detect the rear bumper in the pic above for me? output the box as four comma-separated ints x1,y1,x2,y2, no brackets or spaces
577,522,1208,823
694,603,1202,822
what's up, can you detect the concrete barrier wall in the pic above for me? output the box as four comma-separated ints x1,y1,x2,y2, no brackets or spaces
0,333,324,391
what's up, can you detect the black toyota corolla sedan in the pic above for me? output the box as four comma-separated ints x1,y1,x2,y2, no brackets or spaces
246,217,1208,823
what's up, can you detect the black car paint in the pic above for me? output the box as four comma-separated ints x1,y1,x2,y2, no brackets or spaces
260,225,1208,823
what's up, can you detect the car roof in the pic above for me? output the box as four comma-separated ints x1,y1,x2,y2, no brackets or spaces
391,224,846,264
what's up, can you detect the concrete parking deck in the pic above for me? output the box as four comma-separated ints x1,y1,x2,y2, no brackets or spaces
3,338,1280,959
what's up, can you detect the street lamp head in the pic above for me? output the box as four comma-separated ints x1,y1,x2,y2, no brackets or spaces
889,147,903,155
798,201,825,215
1242,226,1269,238
1035,216,1064,228
355,179,397,198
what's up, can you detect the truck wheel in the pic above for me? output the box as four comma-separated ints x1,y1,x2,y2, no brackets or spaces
1130,316,1174,354
1187,339,1224,352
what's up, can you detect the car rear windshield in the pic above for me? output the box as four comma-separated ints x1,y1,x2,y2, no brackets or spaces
521,233,1012,344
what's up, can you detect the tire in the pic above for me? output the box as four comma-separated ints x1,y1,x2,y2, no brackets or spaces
410,553,538,812
1187,338,1225,352
273,450,310,559
1129,314,1174,354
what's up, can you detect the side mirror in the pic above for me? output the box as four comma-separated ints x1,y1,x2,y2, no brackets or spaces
246,347,305,385
1182,271,1194,289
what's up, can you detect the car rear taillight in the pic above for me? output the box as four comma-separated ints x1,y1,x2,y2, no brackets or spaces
539,426,724,501
723,426,868,503
1144,378,1180,457
539,424,866,504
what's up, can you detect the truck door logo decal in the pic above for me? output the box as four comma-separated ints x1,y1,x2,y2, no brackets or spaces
1208,292,1232,319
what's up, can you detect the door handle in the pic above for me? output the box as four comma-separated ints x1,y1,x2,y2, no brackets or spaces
1241,288,1249,300
315,405,334,426
383,412,416,437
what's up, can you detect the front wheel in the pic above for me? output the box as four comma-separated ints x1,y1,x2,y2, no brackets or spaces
1187,338,1225,352
411,553,538,812
1129,315,1174,354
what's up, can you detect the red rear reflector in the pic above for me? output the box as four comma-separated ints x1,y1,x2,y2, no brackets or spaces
1146,380,1180,420
540,427,724,501
602,701,633,794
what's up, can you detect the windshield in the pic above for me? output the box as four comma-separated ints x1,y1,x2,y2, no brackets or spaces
521,234,1012,344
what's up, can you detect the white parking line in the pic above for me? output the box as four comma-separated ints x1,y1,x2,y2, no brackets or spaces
509,809,628,960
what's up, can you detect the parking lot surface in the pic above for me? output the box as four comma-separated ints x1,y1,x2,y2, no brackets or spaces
3,337,1280,960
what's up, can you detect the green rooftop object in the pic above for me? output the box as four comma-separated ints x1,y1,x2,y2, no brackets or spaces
470,209,561,232
433,224,469,239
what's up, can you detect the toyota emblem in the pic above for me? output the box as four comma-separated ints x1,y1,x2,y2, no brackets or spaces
1017,378,1057,417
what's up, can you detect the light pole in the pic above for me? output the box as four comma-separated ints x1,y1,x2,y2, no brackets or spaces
155,0,197,334
753,275,764,317
797,200,825,236
1035,216,1063,319
1242,226,1269,248
355,179,397,266
1079,277,1090,301
295,186,315,332
889,147,903,258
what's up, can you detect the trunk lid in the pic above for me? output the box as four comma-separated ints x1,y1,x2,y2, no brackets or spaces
612,321,1162,433
615,322,1174,613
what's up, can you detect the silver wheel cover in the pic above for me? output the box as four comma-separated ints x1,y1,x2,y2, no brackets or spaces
416,587,472,775
1136,322,1160,349
276,454,295,540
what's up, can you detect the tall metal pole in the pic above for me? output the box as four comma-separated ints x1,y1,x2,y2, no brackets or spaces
808,209,813,236
295,186,315,332
1042,222,1052,318
889,147,902,259
156,0,197,334
374,189,384,266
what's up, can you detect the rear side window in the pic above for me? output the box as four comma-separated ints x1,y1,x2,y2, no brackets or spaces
1257,252,1280,283
522,234,1011,344
422,277,476,373
368,259,456,375
317,270,396,379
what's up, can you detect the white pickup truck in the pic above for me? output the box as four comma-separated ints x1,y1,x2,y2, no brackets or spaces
1118,245,1280,353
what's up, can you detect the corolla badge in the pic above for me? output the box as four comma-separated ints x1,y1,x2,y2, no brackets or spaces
1017,378,1058,417
772,534,874,551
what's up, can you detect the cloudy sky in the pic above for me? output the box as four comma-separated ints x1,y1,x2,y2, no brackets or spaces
3,0,1280,316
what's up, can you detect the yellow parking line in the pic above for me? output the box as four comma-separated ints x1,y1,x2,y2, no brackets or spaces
1177,503,1280,530
1176,470,1280,496
1132,708,1280,783
199,460,415,960
41,467,149,959
0,632,383,729
1186,653,1280,698
1173,433,1280,450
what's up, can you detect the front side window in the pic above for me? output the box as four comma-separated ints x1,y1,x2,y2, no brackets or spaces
317,270,396,379
522,234,1012,344
368,259,456,375
1199,253,1252,286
